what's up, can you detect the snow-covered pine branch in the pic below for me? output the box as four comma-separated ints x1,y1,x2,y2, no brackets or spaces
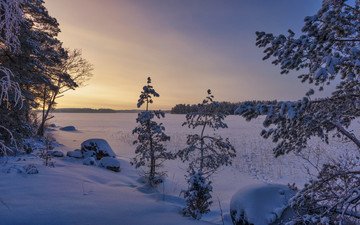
235,94,360,156
132,77,173,186
0,0,25,53
137,77,159,110
0,66,22,107
236,1,360,224
290,154,360,224
0,0,25,155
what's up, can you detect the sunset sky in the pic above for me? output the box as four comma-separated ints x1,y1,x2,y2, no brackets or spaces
45,0,321,110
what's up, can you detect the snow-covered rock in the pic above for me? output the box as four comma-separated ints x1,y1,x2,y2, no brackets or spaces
66,149,83,158
81,139,116,159
60,126,77,131
83,150,96,158
49,150,64,157
99,157,120,172
83,157,96,166
230,184,295,225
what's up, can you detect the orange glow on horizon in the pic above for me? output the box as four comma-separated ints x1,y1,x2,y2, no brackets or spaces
45,0,315,109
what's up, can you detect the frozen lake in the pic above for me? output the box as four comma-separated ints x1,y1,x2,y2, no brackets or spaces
51,112,359,211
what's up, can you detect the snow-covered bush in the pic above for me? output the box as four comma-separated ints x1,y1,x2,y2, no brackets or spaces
182,170,213,220
39,137,54,167
132,77,173,186
236,1,360,223
178,90,236,219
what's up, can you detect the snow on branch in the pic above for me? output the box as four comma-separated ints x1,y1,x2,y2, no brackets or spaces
0,125,17,155
235,94,360,156
0,66,22,107
255,0,360,95
290,154,360,224
0,0,25,53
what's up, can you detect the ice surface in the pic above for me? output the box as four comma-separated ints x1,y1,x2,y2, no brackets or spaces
60,125,77,132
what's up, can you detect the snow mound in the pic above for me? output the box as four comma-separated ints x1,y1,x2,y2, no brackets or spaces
81,138,116,159
6,164,38,174
83,157,96,166
49,150,64,157
99,156,120,172
66,149,83,158
60,126,77,131
24,164,39,174
230,184,295,225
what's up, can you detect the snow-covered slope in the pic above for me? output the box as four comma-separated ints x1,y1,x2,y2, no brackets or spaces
1,113,357,225
0,152,213,225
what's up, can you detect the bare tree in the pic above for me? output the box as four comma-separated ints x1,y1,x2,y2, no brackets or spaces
37,49,93,136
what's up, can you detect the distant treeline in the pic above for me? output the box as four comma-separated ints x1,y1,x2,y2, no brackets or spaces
170,101,277,115
53,108,142,113
52,108,172,113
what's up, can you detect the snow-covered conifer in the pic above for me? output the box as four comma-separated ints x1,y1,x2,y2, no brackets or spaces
0,0,24,53
132,77,173,186
179,90,236,219
0,0,25,155
235,1,360,223
182,170,213,219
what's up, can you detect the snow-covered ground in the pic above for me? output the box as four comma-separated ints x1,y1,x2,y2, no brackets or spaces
0,113,358,225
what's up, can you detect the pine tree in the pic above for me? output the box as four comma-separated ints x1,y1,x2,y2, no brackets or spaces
178,90,236,219
132,77,173,186
236,1,360,223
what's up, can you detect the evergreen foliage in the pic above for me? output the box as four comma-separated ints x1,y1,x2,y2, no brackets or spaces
178,90,236,219
236,1,360,223
182,170,213,220
0,0,93,155
132,77,173,186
